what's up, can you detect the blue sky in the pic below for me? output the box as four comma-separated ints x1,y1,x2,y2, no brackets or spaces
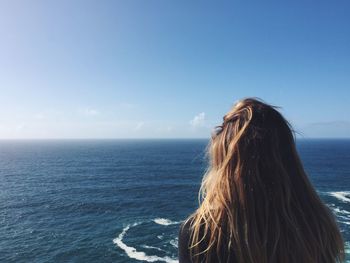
0,0,349,138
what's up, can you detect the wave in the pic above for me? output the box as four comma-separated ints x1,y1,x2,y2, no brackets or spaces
332,207,350,215
340,220,350,226
329,191,350,203
169,238,178,249
345,242,350,254
141,245,165,252
330,206,350,222
153,218,181,226
113,223,178,263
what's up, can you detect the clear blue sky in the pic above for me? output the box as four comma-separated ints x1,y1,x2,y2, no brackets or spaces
0,0,349,138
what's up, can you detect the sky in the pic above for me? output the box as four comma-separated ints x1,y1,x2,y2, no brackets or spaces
0,0,349,139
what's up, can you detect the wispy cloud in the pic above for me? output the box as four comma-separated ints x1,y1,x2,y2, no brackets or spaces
15,123,26,132
33,113,45,120
190,112,206,128
134,121,145,131
154,125,173,133
119,102,137,110
79,108,99,116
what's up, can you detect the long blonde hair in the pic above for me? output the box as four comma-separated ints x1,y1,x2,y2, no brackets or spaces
185,98,345,263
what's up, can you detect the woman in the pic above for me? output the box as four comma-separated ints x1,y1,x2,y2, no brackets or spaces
178,98,345,263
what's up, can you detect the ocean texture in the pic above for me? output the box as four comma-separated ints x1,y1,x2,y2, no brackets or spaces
0,139,349,262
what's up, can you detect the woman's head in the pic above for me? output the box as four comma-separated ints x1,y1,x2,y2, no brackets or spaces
210,97,295,171
187,98,344,263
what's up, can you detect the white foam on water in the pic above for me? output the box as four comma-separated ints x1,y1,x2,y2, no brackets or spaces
339,220,350,226
153,218,181,226
345,242,350,263
113,223,178,263
345,242,350,254
141,245,165,252
329,191,350,203
330,207,350,223
333,207,350,215
337,215,350,221
169,238,178,249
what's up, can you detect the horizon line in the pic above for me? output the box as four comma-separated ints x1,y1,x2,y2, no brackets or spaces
0,137,349,140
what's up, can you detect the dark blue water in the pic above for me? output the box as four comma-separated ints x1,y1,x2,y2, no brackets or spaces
0,139,349,262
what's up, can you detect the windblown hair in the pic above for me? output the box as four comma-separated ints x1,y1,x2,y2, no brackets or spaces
186,98,344,263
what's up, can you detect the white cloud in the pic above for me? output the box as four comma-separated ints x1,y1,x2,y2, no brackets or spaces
154,125,173,134
134,121,144,131
34,113,45,120
119,102,136,110
190,112,206,128
79,108,99,116
15,123,26,132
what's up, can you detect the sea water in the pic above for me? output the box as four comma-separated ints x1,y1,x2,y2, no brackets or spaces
0,139,349,262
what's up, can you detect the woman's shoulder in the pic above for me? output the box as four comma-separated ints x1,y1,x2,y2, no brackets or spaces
178,215,195,248
178,215,236,263
179,215,194,235
178,215,196,263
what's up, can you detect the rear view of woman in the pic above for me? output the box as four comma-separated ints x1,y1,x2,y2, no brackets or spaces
178,98,345,263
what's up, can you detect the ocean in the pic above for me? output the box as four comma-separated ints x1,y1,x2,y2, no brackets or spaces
0,139,349,262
